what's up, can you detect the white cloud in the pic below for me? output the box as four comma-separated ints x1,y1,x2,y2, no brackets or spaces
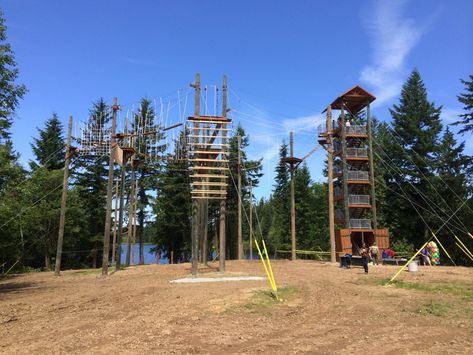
440,108,462,125
282,114,324,133
360,0,427,106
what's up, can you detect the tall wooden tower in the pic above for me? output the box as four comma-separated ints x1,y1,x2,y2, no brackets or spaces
318,86,389,260
188,74,230,274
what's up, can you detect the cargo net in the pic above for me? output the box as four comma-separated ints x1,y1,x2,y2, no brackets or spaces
73,89,192,163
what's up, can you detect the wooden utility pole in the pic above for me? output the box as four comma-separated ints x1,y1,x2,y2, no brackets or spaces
249,181,253,260
237,135,243,259
132,178,138,265
102,98,119,276
191,73,201,275
289,131,296,261
219,74,228,272
54,116,73,276
116,117,128,270
111,178,119,266
367,102,378,230
126,161,135,267
326,106,336,263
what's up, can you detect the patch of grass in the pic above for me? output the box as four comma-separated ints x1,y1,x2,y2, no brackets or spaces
71,268,103,276
379,278,473,300
244,286,299,312
416,300,452,317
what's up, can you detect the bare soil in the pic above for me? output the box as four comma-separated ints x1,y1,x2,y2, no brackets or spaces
1,260,472,354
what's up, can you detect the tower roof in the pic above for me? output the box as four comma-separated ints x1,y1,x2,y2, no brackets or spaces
326,85,376,114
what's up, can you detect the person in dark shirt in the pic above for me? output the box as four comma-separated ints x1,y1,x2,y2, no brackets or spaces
360,243,370,274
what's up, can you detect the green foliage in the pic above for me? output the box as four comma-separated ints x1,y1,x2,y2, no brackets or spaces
0,10,26,142
30,113,65,170
452,74,473,134
153,130,191,262
226,124,263,258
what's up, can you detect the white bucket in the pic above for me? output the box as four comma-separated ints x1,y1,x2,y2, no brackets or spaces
408,260,418,272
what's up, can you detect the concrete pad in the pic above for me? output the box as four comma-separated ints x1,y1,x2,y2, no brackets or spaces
170,276,265,284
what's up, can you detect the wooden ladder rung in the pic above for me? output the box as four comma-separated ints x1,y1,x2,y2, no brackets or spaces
192,182,228,186
193,151,223,154
190,174,228,179
189,158,229,163
188,135,227,139
191,190,227,194
192,196,227,200
190,127,231,131
191,166,229,170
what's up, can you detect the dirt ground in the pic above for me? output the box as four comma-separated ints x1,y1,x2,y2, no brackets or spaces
1,260,472,354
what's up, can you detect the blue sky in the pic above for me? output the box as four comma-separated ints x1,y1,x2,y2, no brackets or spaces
3,0,473,199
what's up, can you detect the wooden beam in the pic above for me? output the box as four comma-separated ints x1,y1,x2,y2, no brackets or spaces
190,174,228,179
192,190,227,194
192,182,228,187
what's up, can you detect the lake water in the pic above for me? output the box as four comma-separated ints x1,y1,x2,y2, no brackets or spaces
120,244,169,264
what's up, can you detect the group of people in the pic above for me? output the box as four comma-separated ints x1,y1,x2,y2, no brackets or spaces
358,243,397,274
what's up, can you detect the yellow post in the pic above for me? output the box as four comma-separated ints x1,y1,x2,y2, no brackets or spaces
468,233,473,241
454,235,473,259
254,239,276,292
455,242,473,262
432,233,456,266
262,239,277,292
390,242,428,283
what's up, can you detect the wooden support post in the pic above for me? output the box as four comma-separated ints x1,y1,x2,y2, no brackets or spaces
54,116,73,276
340,104,349,228
290,131,296,261
102,98,118,276
326,106,336,263
249,181,253,260
191,72,201,275
367,102,378,230
219,74,228,272
126,164,135,267
116,116,128,270
237,135,243,259
132,178,138,265
112,178,119,266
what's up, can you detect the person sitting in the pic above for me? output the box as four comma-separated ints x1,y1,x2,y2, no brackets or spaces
381,248,388,260
386,248,395,259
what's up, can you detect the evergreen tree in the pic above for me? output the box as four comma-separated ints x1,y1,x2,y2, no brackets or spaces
268,143,291,250
30,113,65,170
0,10,26,142
452,75,473,134
294,163,313,250
433,128,472,263
153,130,191,262
225,124,262,258
132,98,165,264
386,70,443,246
74,98,111,267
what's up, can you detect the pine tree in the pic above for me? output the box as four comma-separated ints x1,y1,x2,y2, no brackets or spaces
132,98,165,264
433,128,472,263
269,143,291,250
386,70,443,246
30,113,65,170
153,130,191,262
0,10,26,142
294,163,313,250
74,98,111,267
452,75,473,134
226,124,262,258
